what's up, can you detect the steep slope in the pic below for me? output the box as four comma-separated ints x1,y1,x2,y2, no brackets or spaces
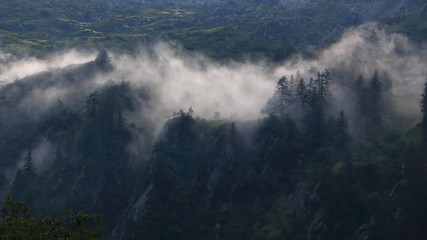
0,52,160,234
1,52,427,239
117,112,427,240
0,53,111,171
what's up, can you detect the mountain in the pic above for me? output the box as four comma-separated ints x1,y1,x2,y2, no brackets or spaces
117,112,427,240
1,0,427,239
0,0,426,59
1,51,427,239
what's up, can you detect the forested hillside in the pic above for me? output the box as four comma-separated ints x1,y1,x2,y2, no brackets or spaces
1,38,427,238
1,0,427,239
0,0,426,59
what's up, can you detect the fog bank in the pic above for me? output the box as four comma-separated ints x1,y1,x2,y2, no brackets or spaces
1,23,426,127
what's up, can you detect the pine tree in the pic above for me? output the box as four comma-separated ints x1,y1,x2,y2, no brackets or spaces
262,75,293,117
369,69,382,123
276,75,291,117
296,78,308,118
354,70,383,135
354,75,366,115
22,147,37,183
305,69,332,144
336,110,349,146
86,92,100,123
82,92,102,159
362,69,383,132
314,69,331,110
289,75,295,92
95,49,113,71
18,147,38,207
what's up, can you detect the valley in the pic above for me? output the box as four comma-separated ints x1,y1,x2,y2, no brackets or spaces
1,1,427,240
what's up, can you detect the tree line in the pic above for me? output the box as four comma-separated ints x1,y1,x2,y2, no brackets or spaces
262,68,396,146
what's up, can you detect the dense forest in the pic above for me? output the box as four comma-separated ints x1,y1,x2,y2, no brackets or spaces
1,0,427,239
0,47,427,239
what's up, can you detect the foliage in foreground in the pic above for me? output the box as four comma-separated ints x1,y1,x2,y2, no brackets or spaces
0,198,103,240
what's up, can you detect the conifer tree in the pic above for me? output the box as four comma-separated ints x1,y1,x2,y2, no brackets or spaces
95,50,113,71
354,70,383,135
262,75,293,117
314,69,331,111
276,75,291,116
369,69,382,124
23,147,37,184
86,92,100,123
13,147,38,207
296,78,308,118
336,110,349,146
305,69,332,143
82,92,102,159
289,75,295,92
354,75,366,115
361,69,383,132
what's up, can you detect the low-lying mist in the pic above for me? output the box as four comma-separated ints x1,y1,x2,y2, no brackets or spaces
1,23,426,134
276,23,427,125
0,50,95,84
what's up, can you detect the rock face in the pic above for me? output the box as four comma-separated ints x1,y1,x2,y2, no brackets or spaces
112,114,409,240
1,56,426,239
0,55,110,174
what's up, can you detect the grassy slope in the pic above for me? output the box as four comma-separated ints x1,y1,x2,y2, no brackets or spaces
388,3,427,42
0,0,425,58
0,0,360,59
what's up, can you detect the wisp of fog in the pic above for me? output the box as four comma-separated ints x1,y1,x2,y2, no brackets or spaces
1,23,427,130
